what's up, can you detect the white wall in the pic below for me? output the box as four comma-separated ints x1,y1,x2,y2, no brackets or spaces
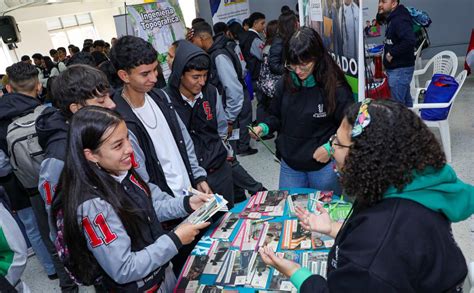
91,7,121,45
3,1,143,62
15,21,54,58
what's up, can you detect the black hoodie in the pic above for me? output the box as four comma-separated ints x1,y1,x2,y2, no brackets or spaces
383,4,416,69
164,41,227,171
36,107,69,161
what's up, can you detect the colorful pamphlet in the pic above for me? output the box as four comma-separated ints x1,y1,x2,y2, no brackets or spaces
175,255,209,292
240,190,288,219
210,212,240,240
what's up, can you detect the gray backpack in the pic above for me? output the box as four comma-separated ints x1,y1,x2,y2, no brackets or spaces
6,105,47,189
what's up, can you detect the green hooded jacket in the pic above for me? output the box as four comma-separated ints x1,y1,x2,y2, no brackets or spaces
384,164,474,222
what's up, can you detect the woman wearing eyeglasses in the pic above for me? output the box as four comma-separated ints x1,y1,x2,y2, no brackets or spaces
251,27,354,192
258,100,473,292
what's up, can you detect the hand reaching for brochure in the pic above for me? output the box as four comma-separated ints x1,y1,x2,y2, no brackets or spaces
196,181,213,194
259,246,300,278
189,193,213,211
174,222,210,245
295,204,333,235
313,145,331,163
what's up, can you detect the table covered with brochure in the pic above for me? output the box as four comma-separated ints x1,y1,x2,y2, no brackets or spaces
174,188,352,293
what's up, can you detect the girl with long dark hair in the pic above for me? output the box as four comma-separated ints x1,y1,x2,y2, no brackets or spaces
52,106,210,292
259,99,473,292
251,27,354,192
269,11,299,75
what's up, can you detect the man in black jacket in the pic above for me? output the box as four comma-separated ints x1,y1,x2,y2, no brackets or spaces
164,40,234,207
191,21,257,156
379,0,416,107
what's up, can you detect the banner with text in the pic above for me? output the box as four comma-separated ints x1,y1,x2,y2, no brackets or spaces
209,0,250,25
302,0,361,98
127,0,186,79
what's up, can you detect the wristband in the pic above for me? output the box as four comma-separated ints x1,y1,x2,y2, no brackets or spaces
257,123,270,136
322,141,331,157
290,267,313,291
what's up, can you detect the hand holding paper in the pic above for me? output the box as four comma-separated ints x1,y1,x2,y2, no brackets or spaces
189,192,213,211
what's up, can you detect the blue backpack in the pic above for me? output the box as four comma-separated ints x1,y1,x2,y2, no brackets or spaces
406,7,432,27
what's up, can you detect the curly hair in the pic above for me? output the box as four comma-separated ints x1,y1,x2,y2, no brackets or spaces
342,100,446,208
109,35,157,72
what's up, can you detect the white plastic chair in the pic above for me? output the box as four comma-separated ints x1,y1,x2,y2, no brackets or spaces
414,38,426,72
411,50,458,98
411,70,467,162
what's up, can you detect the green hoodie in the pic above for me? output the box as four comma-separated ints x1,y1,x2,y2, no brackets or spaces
384,164,474,222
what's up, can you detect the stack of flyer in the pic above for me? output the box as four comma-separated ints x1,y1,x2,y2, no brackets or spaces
178,192,228,227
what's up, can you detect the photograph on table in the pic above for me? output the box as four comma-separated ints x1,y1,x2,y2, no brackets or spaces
247,253,272,289
210,213,240,240
176,255,209,292
240,190,288,218
196,285,238,292
269,252,300,292
218,250,254,287
282,219,333,250
203,241,232,275
301,251,329,279
262,222,283,252
287,193,314,217
240,220,268,250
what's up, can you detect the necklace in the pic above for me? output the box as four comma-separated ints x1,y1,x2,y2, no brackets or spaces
122,89,158,130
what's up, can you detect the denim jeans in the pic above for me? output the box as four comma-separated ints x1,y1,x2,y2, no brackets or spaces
279,160,342,195
386,66,415,107
16,207,56,275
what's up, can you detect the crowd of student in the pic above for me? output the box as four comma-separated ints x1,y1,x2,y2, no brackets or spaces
0,2,473,292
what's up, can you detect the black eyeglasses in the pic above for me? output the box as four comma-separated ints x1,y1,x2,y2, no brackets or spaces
329,134,351,151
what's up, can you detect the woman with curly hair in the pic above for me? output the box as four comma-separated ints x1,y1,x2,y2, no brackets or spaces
259,99,474,292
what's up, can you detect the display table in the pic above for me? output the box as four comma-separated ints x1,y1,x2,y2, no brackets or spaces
175,188,352,292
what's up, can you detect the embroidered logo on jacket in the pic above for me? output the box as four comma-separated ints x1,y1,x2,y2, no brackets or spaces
202,101,213,120
313,104,327,118
331,245,339,269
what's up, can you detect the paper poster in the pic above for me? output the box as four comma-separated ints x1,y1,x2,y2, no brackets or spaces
210,0,250,25
362,0,381,38
127,0,186,79
310,0,323,22
302,0,361,98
